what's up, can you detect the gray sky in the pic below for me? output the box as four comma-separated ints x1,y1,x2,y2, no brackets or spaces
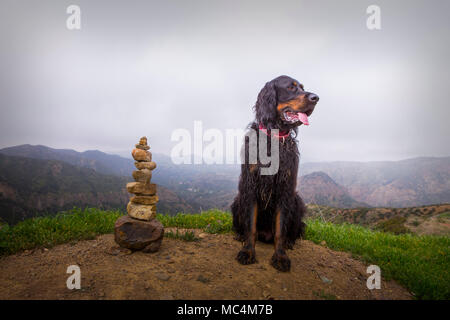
0,0,449,162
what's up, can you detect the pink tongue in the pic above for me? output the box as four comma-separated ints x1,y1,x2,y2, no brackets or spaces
297,112,309,125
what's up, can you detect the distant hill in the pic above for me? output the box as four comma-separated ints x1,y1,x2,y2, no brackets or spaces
150,153,239,212
0,154,192,224
298,172,368,208
301,157,450,207
0,144,135,176
0,145,240,212
1,145,449,209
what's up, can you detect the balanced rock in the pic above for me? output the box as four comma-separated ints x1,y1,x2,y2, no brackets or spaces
135,161,157,170
131,195,159,205
139,137,148,146
132,169,152,183
126,182,157,195
135,144,150,151
115,136,162,253
127,201,156,221
132,148,152,162
114,215,163,252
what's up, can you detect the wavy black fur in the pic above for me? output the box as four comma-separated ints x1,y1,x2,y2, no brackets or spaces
231,75,318,272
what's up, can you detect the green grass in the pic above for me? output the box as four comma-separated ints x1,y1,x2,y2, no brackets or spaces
305,219,450,300
0,207,122,255
157,209,233,234
0,207,449,300
438,211,450,218
165,229,199,241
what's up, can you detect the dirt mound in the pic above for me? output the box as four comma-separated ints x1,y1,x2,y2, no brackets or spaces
0,231,411,300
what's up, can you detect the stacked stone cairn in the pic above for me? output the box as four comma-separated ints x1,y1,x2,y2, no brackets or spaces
114,137,164,253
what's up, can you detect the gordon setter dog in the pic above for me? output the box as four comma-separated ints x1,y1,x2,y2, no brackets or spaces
231,75,319,272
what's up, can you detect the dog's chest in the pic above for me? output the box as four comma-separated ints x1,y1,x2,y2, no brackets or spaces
255,140,299,203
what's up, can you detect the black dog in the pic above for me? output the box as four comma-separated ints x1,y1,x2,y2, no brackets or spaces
231,75,319,272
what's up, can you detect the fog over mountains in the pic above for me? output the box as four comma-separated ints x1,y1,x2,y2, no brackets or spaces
0,144,449,224
300,158,450,207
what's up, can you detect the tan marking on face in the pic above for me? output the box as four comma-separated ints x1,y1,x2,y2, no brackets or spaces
276,95,308,112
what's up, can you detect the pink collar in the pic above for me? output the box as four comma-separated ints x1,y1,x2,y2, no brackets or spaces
258,123,291,139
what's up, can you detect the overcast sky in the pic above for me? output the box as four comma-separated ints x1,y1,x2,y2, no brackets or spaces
0,0,449,163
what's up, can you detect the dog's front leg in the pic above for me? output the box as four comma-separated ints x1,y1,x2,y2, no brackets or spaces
236,203,258,265
270,209,291,272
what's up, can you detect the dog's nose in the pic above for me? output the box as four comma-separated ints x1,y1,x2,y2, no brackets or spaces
307,93,319,103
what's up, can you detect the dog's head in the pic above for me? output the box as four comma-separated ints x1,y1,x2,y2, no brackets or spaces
254,75,319,132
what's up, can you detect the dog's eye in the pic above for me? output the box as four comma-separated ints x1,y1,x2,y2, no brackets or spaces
288,86,295,91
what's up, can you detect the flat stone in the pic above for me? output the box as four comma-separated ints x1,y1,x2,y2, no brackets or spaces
131,195,159,205
135,161,156,171
135,144,150,151
155,272,170,281
132,148,152,162
132,169,152,184
114,215,164,251
139,137,148,146
126,182,157,195
127,201,156,221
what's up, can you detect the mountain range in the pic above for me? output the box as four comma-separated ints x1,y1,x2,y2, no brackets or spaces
0,144,135,176
300,158,450,207
0,144,449,224
0,151,192,224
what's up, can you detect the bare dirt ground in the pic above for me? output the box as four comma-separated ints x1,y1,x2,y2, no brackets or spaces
0,230,412,300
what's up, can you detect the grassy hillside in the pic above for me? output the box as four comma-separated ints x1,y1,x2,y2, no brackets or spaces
0,153,130,224
0,208,448,300
307,204,450,235
0,154,194,224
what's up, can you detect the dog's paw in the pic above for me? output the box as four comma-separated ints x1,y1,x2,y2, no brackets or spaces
236,249,256,265
270,253,291,272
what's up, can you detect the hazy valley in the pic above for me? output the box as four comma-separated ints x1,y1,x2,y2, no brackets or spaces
1,144,449,231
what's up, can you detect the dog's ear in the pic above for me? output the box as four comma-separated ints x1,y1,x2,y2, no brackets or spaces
254,80,277,128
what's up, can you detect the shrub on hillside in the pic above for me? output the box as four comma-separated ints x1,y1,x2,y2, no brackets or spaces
376,216,410,234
